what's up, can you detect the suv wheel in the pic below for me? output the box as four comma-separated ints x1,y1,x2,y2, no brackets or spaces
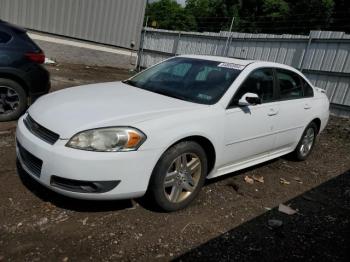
0,78,27,122
149,141,207,212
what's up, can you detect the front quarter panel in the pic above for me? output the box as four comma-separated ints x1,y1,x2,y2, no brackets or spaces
136,106,225,174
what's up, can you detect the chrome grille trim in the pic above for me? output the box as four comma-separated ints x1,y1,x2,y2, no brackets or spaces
24,115,59,145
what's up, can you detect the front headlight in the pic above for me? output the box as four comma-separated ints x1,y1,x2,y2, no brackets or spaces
66,127,146,152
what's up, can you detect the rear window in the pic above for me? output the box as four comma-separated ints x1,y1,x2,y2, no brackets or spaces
0,31,11,44
17,32,41,51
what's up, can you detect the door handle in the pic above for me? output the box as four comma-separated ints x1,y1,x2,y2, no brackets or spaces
267,108,278,116
304,104,312,110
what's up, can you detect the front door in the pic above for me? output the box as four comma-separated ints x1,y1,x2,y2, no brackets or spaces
221,68,278,167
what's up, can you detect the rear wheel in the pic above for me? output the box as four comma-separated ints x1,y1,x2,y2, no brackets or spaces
293,122,318,161
0,78,27,122
149,141,207,212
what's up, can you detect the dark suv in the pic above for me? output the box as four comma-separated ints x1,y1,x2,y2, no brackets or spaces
0,20,50,121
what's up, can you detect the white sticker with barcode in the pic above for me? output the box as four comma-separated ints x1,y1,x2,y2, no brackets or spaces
218,62,245,70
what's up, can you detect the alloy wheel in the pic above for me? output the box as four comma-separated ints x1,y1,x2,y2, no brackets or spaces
163,153,202,203
299,127,315,157
0,86,20,115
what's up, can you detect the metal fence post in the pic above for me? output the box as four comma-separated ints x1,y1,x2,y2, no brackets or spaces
299,31,313,72
225,34,234,57
137,16,149,71
223,17,234,56
172,32,181,55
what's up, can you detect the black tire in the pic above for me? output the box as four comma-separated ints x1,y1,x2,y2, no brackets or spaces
148,141,208,212
0,78,27,122
292,122,318,161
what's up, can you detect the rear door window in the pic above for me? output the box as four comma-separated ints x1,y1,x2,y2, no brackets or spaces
0,31,11,44
276,69,303,100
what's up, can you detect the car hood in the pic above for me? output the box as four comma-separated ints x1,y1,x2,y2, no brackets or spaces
28,82,204,139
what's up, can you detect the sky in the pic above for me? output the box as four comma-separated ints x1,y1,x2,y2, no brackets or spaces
176,0,186,6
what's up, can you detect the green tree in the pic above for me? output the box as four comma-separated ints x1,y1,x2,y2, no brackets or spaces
148,0,345,34
186,0,241,32
285,0,335,33
331,0,350,32
146,0,197,31
232,0,290,33
262,0,289,19
185,0,212,19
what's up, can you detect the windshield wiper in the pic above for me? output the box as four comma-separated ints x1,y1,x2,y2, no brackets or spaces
153,89,188,101
122,81,192,102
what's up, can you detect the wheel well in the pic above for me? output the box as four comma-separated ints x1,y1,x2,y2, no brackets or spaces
0,73,28,95
311,118,321,134
175,136,216,175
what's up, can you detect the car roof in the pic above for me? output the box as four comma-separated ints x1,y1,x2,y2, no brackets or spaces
178,54,255,66
0,20,26,33
178,54,297,71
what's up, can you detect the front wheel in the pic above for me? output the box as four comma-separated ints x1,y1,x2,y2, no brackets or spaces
293,122,318,161
148,141,207,212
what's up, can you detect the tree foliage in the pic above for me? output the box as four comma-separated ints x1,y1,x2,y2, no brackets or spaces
145,0,350,34
146,0,197,31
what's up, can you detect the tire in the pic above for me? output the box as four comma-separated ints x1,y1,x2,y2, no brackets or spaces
0,78,27,122
148,141,208,212
292,122,318,161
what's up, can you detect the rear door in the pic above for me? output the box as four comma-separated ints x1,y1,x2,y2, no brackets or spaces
272,68,315,152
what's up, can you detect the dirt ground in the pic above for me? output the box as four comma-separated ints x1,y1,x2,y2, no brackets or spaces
0,63,350,261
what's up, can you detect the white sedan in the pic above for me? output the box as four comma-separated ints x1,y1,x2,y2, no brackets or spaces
16,55,329,211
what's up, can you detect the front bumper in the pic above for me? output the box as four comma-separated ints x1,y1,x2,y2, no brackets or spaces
16,115,161,200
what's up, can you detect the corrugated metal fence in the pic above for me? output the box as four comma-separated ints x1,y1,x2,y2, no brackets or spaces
139,28,350,117
0,0,146,49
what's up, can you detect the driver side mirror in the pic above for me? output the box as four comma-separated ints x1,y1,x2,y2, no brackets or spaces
238,92,262,106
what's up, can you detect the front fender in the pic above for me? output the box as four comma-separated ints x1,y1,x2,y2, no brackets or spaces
136,107,225,173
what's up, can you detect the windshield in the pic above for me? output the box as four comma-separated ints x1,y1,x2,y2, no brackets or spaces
124,57,243,105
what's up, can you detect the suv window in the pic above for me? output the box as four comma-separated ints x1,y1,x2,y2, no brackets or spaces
301,77,314,97
0,31,11,44
277,69,303,100
232,68,274,105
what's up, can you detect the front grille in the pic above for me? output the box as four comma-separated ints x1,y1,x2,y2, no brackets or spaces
17,142,43,178
24,115,59,145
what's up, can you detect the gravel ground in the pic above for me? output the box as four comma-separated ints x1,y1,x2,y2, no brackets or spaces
0,63,349,261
